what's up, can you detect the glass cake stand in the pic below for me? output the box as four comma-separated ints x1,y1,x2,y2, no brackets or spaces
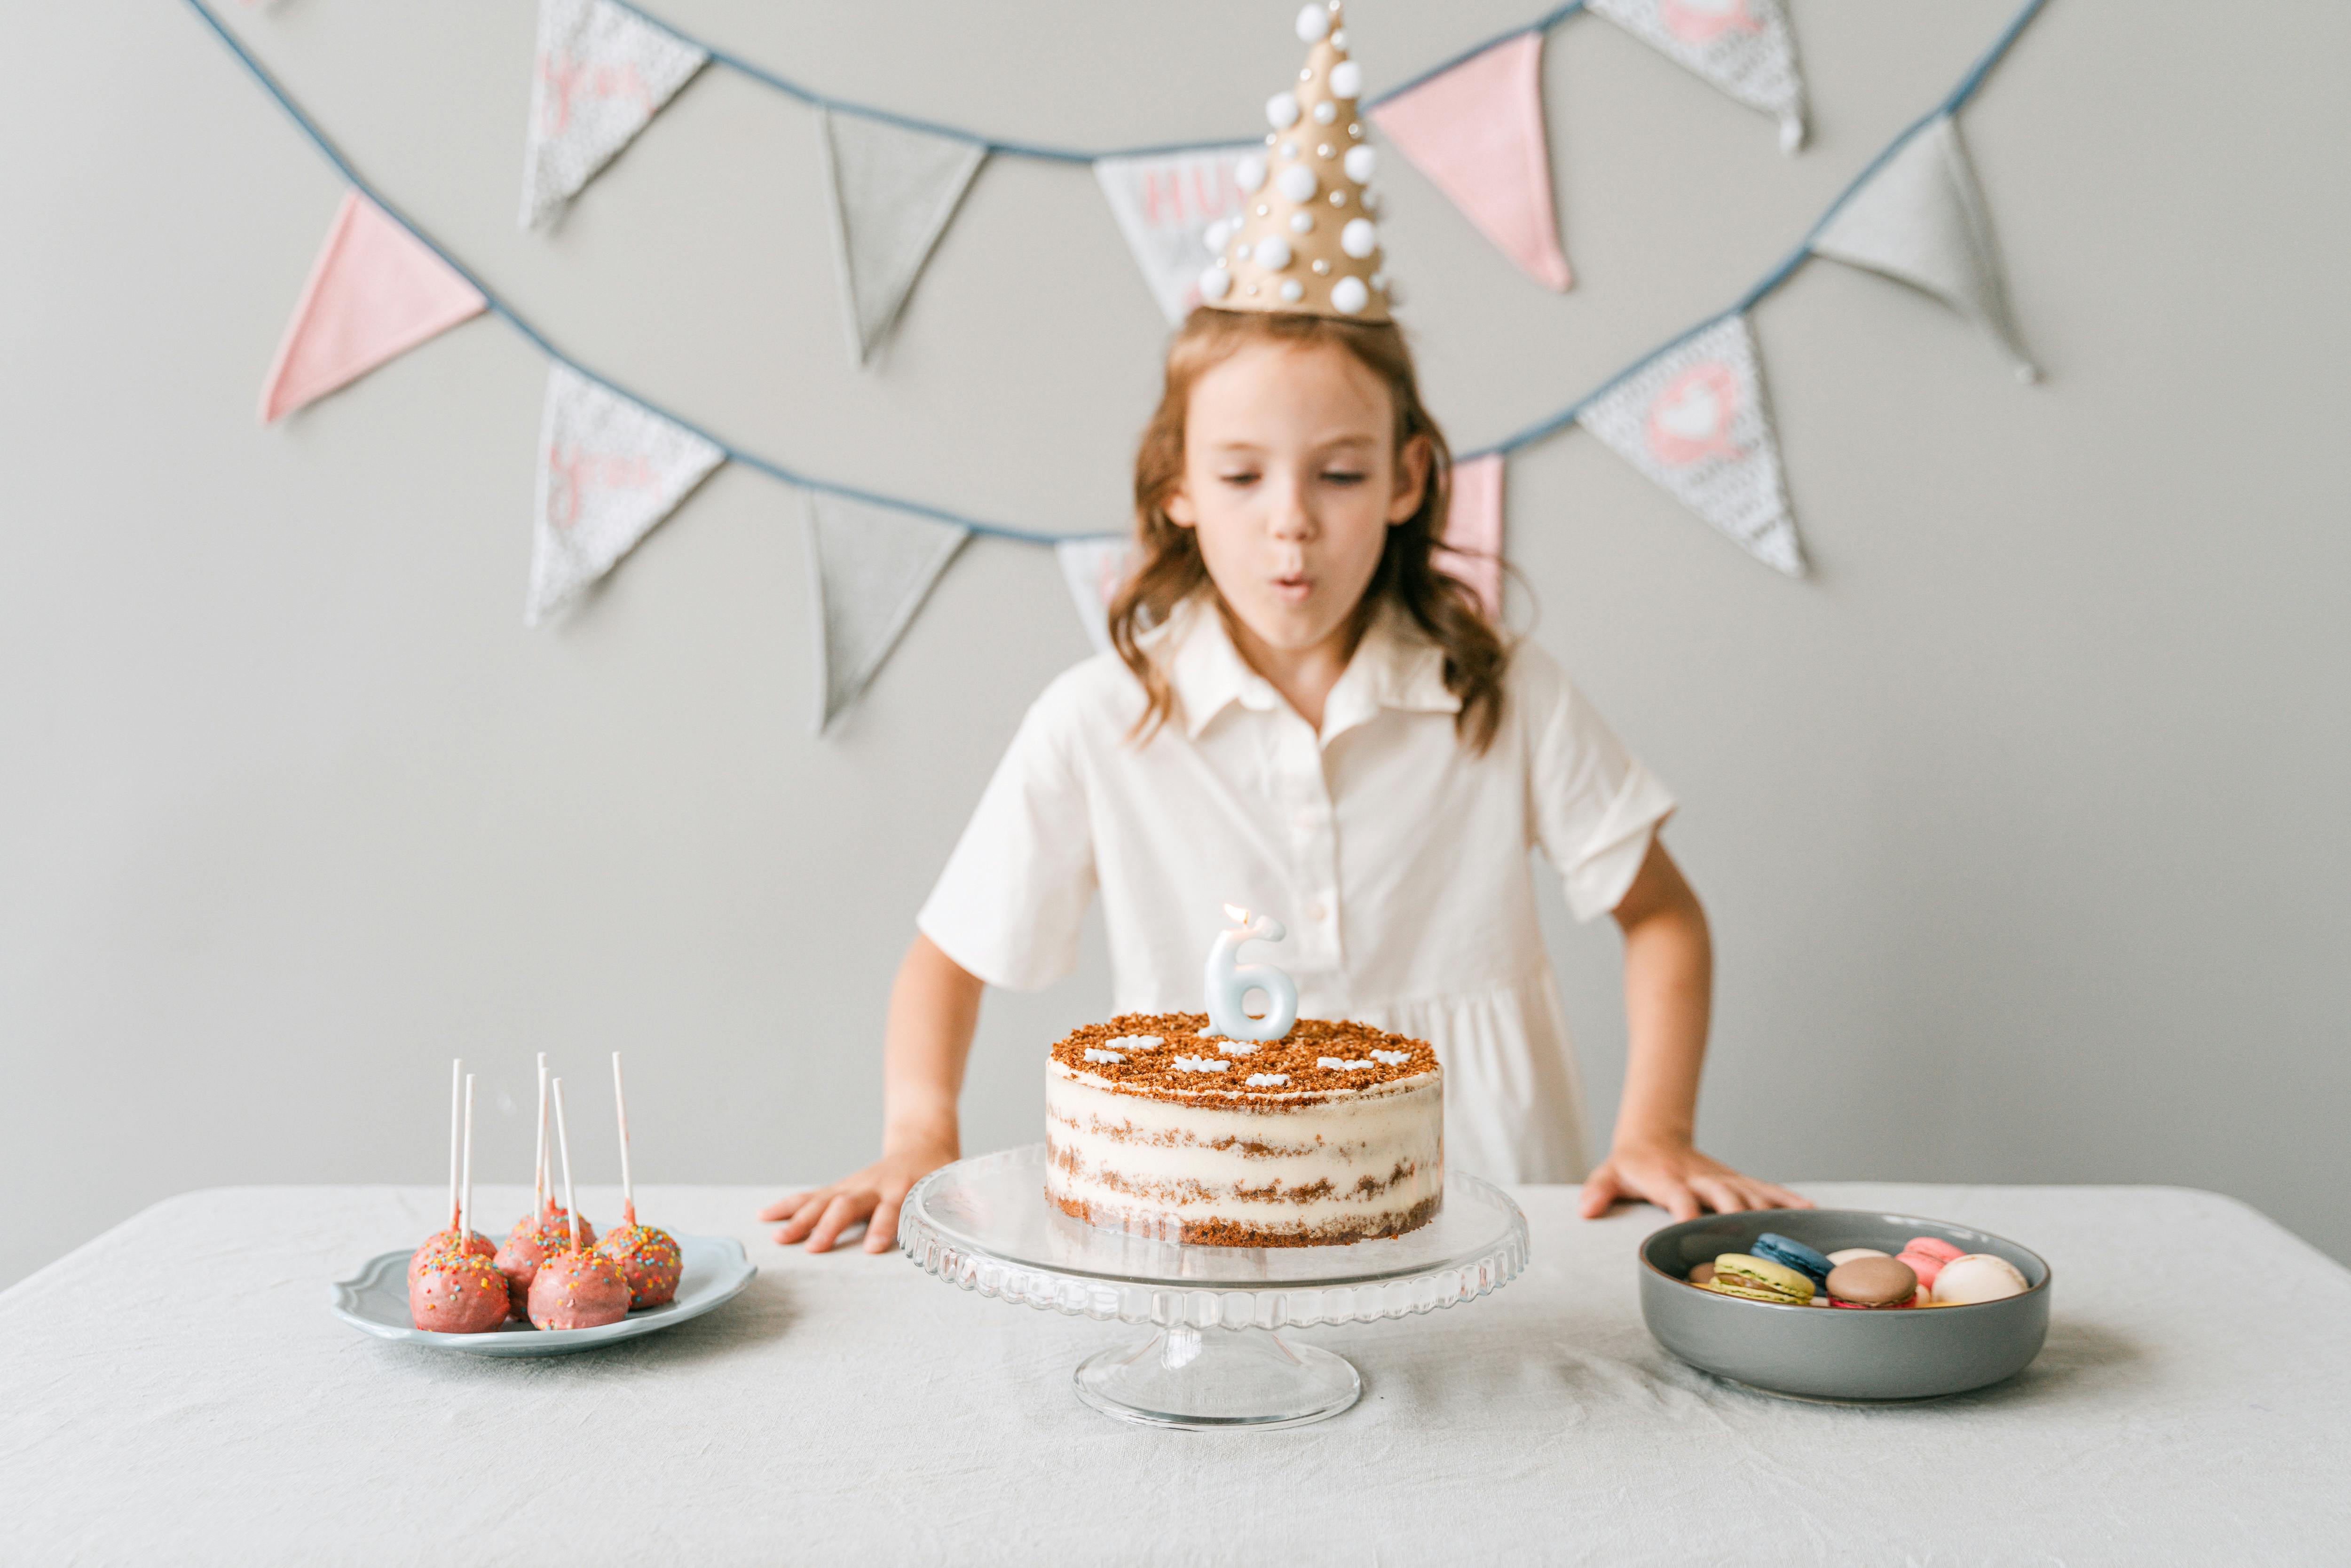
898,1143,1530,1430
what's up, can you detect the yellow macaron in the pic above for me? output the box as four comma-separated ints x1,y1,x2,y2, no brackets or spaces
1698,1253,1816,1304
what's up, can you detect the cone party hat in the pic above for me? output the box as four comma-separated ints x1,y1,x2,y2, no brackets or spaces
1199,3,1392,323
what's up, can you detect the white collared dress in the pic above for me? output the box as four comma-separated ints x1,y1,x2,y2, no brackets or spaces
917,600,1676,1184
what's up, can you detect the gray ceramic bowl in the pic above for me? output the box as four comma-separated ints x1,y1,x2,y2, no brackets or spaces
1639,1209,2050,1402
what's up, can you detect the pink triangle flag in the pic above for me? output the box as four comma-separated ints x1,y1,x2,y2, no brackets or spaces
1436,453,1506,618
259,191,487,423
1371,32,1571,292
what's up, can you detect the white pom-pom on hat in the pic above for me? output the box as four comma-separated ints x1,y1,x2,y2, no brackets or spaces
1312,101,1337,125
1328,61,1363,99
1199,265,1233,302
1235,155,1267,194
1276,165,1318,203
1204,218,1236,252
1343,145,1376,184
1266,92,1301,129
1253,236,1294,270
1330,276,1370,315
1288,211,1313,234
1341,218,1378,258
1294,4,1329,42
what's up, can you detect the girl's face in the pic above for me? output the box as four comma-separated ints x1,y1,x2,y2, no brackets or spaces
1166,339,1429,658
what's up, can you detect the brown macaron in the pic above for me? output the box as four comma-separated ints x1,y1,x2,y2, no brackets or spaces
1687,1261,1717,1286
1825,1254,1919,1308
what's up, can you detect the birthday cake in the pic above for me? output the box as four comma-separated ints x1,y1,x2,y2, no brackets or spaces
1045,1013,1444,1247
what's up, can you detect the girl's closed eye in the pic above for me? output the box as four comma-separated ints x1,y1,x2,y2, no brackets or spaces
1219,470,1260,487
1321,468,1367,485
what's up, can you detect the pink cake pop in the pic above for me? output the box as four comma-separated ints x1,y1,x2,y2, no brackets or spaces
527,1077,631,1331
594,1051,682,1309
410,1057,494,1285
410,1073,507,1333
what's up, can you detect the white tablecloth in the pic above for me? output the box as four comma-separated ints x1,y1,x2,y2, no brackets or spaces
2,1181,2343,1564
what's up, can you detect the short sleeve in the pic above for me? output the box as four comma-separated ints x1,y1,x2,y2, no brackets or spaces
1516,644,1678,922
916,683,1098,991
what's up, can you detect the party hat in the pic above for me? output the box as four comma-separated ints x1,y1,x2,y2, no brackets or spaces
1199,3,1391,323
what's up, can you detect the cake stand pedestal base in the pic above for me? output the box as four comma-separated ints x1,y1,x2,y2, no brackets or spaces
1073,1326,1360,1430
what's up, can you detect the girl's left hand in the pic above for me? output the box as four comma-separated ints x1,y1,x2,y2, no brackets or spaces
1578,1138,1810,1221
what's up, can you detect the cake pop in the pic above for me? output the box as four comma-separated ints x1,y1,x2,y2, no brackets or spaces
495,1055,595,1318
410,1057,494,1285
410,1073,508,1333
594,1051,682,1309
527,1077,631,1331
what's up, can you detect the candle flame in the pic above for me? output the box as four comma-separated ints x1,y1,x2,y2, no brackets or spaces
1223,903,1251,926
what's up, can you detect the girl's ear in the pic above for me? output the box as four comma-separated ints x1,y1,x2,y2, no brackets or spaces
1388,433,1433,526
1165,482,1199,528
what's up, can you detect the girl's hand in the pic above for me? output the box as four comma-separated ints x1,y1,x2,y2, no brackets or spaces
759,1140,956,1254
1578,1137,1810,1222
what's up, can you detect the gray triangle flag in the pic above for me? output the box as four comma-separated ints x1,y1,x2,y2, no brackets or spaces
817,108,988,367
519,0,708,229
1586,0,1807,152
805,490,970,732
1578,313,1804,576
1810,114,2038,381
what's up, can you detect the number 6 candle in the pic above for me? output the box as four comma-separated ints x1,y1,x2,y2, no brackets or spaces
1202,903,1299,1044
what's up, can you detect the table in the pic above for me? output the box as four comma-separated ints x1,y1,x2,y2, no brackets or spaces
3,1182,2344,1564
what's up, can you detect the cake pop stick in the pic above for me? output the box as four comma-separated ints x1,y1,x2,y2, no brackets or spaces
552,1077,581,1253
611,1051,635,1227
532,1053,550,1219
460,1072,478,1246
443,1057,462,1234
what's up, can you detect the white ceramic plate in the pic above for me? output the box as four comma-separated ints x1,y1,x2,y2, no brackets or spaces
328,1234,755,1355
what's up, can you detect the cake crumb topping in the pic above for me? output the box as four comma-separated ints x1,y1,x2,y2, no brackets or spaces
1052,1013,1439,1099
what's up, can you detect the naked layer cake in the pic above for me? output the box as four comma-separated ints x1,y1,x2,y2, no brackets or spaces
1045,1013,1443,1246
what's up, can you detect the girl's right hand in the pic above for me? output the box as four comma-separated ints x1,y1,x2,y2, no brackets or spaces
758,1140,957,1254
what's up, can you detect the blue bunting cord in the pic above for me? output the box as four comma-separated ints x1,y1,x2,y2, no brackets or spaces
180,0,2049,545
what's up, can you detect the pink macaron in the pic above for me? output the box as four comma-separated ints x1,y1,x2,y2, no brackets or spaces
1896,1236,1964,1291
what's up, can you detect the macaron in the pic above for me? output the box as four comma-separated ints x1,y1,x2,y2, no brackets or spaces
1931,1253,2029,1305
1824,1254,1919,1309
1699,1253,1815,1305
1751,1233,1833,1288
1686,1261,1717,1286
1826,1247,1892,1267
1896,1236,1964,1290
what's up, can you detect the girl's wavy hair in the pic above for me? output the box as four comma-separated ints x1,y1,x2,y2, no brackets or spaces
1107,307,1508,751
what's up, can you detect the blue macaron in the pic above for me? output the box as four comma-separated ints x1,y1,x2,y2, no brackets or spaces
1752,1232,1833,1287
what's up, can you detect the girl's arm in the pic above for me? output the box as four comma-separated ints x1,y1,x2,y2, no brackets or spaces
758,933,983,1253
1578,838,1811,1221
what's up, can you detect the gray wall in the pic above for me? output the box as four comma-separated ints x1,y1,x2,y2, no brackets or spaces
5,0,2345,1287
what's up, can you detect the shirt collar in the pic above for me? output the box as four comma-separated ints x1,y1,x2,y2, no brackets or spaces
1152,596,1458,742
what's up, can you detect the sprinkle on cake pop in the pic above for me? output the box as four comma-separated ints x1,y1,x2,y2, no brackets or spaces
594,1052,683,1309
410,1073,508,1333
528,1076,631,1331
410,1057,495,1285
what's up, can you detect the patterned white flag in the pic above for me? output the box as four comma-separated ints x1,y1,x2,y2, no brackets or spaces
1810,114,2037,380
1587,0,1807,152
818,109,988,366
1578,314,1802,575
1093,149,1253,324
1054,536,1136,654
519,0,708,229
805,491,970,732
528,364,725,626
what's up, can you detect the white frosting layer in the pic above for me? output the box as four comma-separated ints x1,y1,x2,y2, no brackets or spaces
1046,1062,1443,1238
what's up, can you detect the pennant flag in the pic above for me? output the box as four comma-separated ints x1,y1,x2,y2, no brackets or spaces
527,364,726,626
1436,453,1506,618
519,0,708,229
1370,32,1572,292
805,491,970,731
1586,0,1807,152
259,192,485,423
817,108,988,367
1809,114,2037,382
1094,148,1255,324
1578,314,1803,575
1054,536,1136,655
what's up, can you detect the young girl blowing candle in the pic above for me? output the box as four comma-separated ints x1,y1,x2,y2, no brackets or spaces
764,2,1804,1252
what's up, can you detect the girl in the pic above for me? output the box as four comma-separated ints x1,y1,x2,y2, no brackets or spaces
764,9,1804,1253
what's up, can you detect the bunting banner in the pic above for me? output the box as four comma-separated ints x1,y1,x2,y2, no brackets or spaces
1809,114,2037,381
1586,0,1807,153
1055,537,1136,655
1577,314,1803,576
527,364,726,626
1437,453,1507,617
1370,31,1572,291
1094,149,1253,325
817,109,988,367
259,192,485,423
519,0,707,229
806,491,970,731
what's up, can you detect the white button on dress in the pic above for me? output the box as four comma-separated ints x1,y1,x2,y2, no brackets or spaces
917,598,1676,1184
